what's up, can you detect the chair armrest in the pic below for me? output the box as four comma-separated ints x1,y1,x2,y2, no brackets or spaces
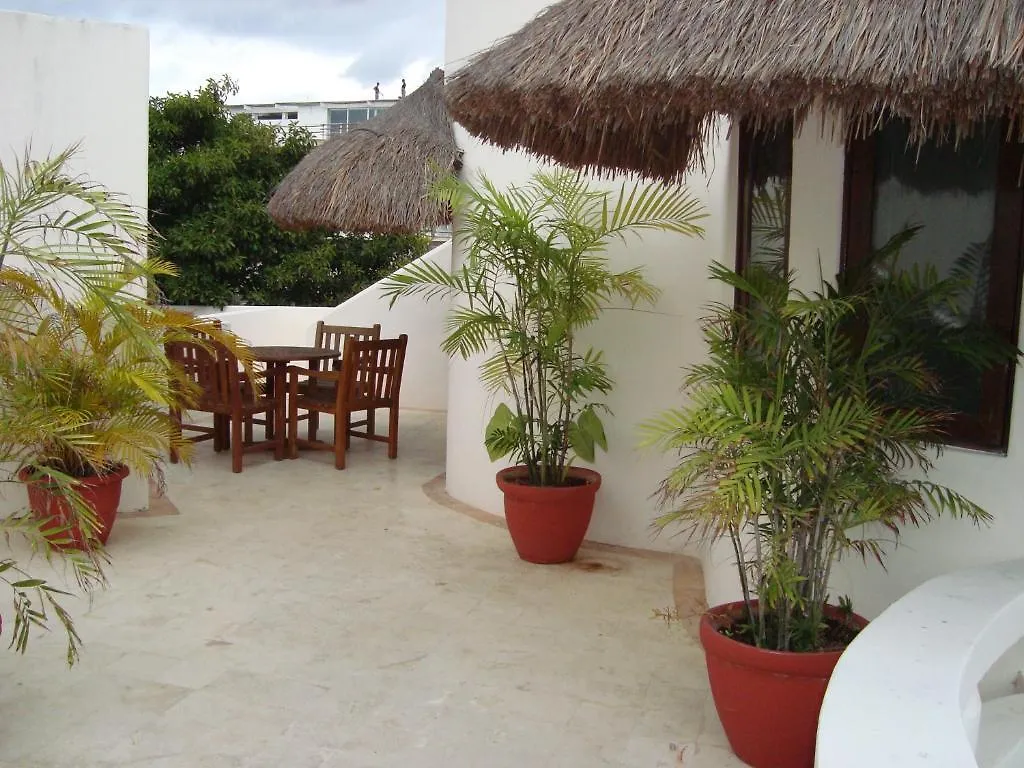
287,365,342,382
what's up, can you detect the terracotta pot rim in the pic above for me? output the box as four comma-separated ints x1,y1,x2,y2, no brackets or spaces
701,600,868,674
19,463,131,486
495,465,602,492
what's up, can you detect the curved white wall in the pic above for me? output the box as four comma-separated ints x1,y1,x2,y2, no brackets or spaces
817,559,1024,768
0,11,149,512
445,0,735,551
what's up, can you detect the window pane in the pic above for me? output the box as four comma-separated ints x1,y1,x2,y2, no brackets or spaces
871,120,1000,418
738,124,793,275
328,109,348,124
348,109,369,124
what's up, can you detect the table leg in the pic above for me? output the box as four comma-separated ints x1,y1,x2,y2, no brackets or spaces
271,362,287,442
308,357,320,442
265,362,279,440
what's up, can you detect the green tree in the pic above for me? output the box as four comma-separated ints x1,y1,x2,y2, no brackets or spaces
149,77,428,307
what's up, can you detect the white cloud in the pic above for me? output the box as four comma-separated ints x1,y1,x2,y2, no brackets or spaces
2,0,445,101
148,22,440,103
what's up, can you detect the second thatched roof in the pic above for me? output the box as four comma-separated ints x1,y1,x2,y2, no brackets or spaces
269,68,458,234
446,0,1024,181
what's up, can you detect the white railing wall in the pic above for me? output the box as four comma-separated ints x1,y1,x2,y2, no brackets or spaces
816,559,1024,768
201,240,452,412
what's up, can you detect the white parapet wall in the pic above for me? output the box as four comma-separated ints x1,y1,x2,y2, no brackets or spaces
206,240,452,412
817,559,1024,768
0,10,150,513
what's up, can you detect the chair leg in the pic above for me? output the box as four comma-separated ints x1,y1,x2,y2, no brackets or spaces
169,408,181,464
334,413,347,470
214,415,229,452
367,408,376,437
244,415,253,445
309,411,319,443
387,407,399,459
345,412,352,448
231,415,243,473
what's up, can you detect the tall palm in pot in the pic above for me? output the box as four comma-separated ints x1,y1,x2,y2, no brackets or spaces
384,169,706,562
641,228,1019,767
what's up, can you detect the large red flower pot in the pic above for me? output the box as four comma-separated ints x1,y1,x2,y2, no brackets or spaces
495,466,601,564
700,601,867,768
20,465,129,549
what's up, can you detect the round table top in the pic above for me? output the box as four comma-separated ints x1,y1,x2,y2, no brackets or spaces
249,345,340,363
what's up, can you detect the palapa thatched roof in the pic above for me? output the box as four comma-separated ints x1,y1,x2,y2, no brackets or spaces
446,0,1024,181
268,68,458,233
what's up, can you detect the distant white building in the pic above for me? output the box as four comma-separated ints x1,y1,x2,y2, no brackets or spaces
227,98,399,142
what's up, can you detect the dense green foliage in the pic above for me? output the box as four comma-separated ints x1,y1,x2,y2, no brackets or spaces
383,170,705,486
149,77,429,307
642,230,1019,652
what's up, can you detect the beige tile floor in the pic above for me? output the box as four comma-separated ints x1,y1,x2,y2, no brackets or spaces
0,411,743,768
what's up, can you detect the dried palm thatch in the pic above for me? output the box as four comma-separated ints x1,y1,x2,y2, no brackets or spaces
446,0,1024,182
269,69,458,234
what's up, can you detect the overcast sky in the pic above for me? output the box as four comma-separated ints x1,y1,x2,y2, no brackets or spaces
3,0,445,103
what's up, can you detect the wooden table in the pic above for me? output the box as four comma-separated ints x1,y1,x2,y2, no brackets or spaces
249,346,341,439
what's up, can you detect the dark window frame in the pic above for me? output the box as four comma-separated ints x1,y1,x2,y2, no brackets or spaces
841,123,1024,453
735,122,794,306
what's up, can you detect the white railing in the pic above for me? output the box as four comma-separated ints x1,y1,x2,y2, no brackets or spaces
816,559,1024,768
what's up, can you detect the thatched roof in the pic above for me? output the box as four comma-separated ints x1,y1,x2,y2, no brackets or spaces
268,69,458,233
446,0,1024,181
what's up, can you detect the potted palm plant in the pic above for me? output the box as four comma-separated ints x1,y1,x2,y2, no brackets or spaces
0,146,250,662
641,230,1019,768
384,169,705,563
11,272,243,548
0,148,253,551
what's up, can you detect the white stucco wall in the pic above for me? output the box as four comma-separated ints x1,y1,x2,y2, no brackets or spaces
446,0,1024,636
0,11,150,513
204,242,453,412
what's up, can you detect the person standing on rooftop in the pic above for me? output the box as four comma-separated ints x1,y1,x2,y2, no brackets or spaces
373,82,380,100
401,78,406,98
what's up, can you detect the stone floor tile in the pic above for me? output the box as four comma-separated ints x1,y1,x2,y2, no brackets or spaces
0,412,736,767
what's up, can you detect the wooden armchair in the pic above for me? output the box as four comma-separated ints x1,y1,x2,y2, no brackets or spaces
166,338,284,473
302,322,381,442
286,334,408,470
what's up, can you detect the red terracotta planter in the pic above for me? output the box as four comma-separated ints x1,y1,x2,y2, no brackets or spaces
20,465,129,549
495,466,601,564
700,601,867,768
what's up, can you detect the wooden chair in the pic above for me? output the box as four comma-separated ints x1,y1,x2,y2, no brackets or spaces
302,322,381,441
286,335,408,470
166,338,284,473
314,321,382,362
164,320,230,451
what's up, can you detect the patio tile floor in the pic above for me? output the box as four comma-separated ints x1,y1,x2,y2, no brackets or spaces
0,411,741,767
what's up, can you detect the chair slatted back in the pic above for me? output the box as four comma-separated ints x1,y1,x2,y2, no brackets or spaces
339,335,408,411
165,337,241,411
314,322,381,356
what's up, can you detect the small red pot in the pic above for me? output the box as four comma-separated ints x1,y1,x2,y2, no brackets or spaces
700,601,867,768
20,465,129,549
495,466,601,564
